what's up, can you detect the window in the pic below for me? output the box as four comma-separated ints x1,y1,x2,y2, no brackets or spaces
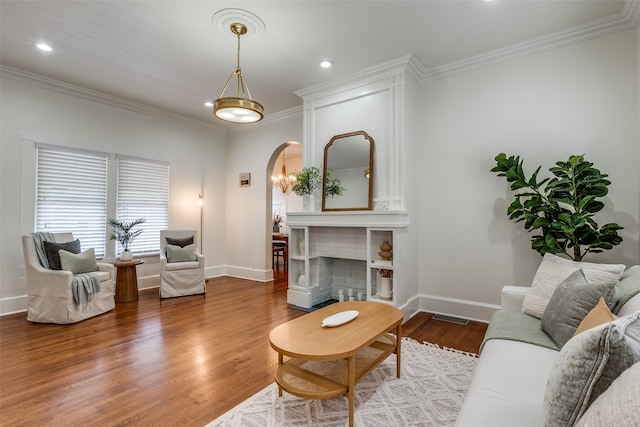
116,156,169,256
35,144,108,257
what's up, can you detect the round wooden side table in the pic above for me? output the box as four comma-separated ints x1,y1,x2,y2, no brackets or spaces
113,259,144,303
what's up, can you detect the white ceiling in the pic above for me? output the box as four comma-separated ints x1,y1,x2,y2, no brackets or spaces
0,1,632,128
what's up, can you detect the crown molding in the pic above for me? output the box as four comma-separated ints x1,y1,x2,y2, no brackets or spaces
420,3,637,82
225,105,303,135
295,54,424,101
0,65,227,135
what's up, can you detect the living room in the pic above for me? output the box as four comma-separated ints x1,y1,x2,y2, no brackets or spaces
1,1,639,425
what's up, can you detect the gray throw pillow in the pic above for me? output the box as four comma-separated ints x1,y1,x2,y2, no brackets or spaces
166,243,197,263
59,248,98,274
544,311,640,427
43,239,81,270
575,362,640,427
165,235,194,248
541,269,617,348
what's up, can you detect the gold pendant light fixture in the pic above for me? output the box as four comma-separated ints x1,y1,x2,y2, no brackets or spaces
211,9,264,123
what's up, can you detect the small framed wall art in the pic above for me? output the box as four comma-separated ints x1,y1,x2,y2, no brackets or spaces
239,173,251,187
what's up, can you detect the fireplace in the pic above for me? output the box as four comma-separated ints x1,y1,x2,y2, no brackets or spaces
286,211,409,309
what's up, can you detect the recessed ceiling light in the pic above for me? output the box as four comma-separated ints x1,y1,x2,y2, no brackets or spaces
319,60,334,69
204,101,214,107
34,42,52,52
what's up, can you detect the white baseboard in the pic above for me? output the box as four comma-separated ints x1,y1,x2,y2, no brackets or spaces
0,295,27,315
223,265,274,282
417,294,499,323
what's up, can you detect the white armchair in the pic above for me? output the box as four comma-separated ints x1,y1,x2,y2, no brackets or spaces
21,233,115,324
159,230,205,298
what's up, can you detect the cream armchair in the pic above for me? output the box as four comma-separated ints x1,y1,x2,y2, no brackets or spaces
159,230,205,298
21,233,115,324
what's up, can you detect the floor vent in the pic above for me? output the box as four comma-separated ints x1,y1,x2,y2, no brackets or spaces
432,314,469,325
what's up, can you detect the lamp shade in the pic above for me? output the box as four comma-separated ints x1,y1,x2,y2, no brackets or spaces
214,97,263,123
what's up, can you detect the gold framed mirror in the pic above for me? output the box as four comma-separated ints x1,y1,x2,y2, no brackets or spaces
322,131,374,211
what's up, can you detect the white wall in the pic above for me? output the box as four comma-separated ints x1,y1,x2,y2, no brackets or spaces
223,113,303,281
0,75,227,314
1,28,637,320
417,30,639,320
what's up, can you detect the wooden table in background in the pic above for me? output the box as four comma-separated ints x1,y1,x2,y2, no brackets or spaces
269,301,403,427
113,259,144,303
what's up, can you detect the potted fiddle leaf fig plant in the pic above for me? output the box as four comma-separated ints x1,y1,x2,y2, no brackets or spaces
491,153,623,261
108,217,145,260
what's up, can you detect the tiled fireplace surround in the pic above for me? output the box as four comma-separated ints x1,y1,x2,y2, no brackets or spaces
313,227,367,304
286,211,409,309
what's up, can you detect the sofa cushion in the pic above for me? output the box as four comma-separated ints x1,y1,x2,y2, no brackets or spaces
59,248,98,274
456,339,559,427
613,265,640,314
522,253,625,319
573,297,616,337
166,243,197,263
575,362,640,427
43,239,81,270
541,270,617,348
544,311,640,427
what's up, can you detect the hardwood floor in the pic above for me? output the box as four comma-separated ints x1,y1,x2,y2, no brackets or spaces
0,266,487,426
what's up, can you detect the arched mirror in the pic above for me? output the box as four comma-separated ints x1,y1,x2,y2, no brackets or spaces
322,131,374,211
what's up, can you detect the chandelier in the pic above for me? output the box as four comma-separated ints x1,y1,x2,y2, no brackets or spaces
213,22,264,123
272,150,296,193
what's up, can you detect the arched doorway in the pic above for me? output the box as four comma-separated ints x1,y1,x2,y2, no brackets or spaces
268,142,302,284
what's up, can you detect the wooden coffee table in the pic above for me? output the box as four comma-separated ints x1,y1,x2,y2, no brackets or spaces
269,301,403,427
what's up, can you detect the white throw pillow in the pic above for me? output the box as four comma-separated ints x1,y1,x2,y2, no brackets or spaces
522,253,625,319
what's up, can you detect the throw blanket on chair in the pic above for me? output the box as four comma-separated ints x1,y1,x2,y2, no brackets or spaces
72,273,101,308
32,232,101,307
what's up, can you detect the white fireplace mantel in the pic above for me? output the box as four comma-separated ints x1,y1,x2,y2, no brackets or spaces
287,211,409,228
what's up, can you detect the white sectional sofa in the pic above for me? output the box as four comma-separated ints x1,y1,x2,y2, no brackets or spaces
456,263,640,427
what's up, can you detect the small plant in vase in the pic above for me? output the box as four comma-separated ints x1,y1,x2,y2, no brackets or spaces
108,218,145,261
292,167,322,211
272,213,283,233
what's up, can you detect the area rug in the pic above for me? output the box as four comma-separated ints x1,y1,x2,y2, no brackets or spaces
207,338,478,427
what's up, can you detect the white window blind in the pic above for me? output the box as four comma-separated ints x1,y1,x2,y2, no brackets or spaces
116,156,169,257
35,144,108,258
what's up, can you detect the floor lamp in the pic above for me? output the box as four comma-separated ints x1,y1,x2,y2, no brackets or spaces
197,194,203,253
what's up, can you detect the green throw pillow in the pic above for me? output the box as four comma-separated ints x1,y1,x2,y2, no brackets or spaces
541,269,618,348
544,311,640,427
166,243,197,263
59,248,98,274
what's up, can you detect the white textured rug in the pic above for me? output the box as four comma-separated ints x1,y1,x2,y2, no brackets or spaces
208,338,478,427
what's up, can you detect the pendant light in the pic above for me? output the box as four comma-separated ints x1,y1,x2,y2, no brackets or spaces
213,22,264,123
